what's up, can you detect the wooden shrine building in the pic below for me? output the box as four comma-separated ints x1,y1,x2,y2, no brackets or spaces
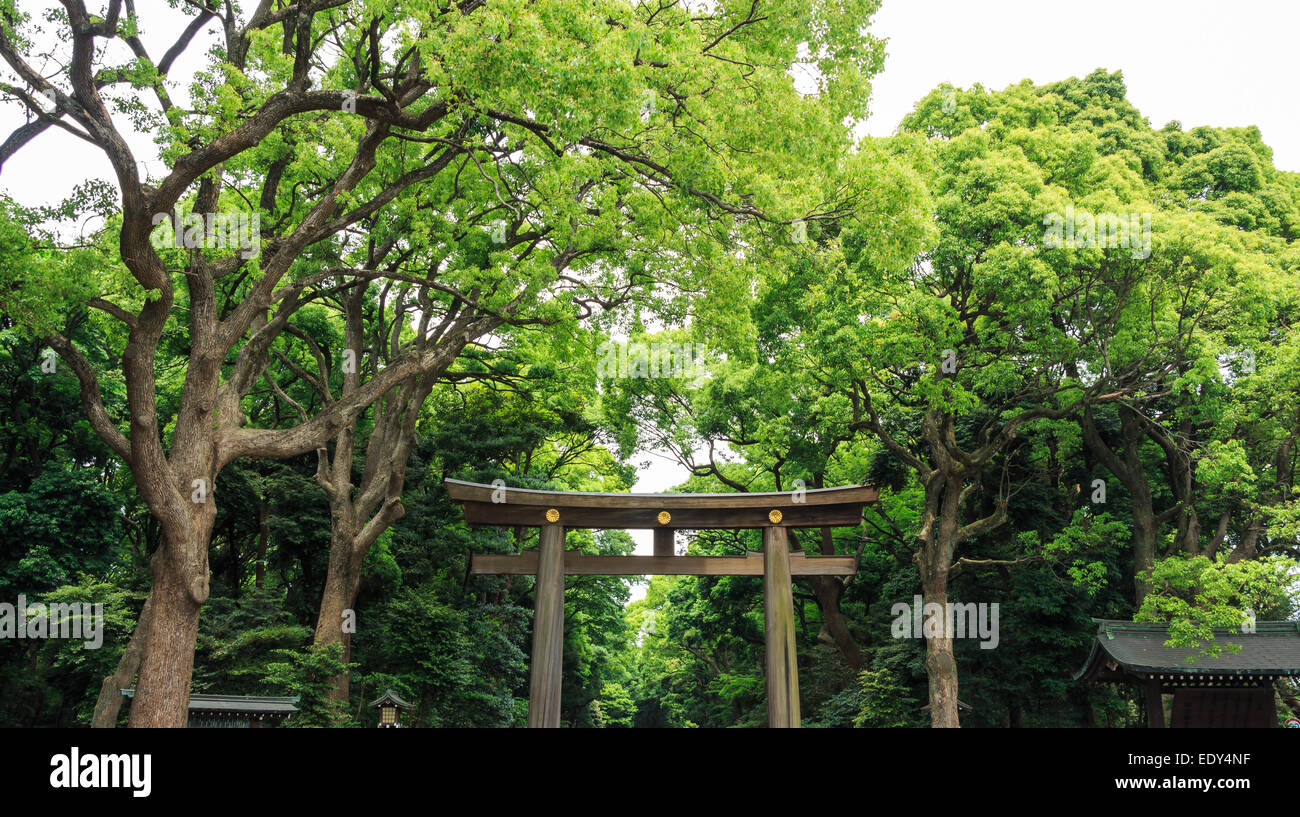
1075,619,1300,727
446,478,878,728
120,690,299,728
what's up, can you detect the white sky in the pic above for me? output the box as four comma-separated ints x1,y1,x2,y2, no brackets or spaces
3,1,1295,595
5,1,1295,200
860,0,1300,171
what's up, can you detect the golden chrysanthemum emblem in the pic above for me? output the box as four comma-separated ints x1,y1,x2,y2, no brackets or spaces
657,511,672,525
545,508,560,523
768,509,783,524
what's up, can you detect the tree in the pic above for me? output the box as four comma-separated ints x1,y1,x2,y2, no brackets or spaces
0,0,877,725
782,73,1235,725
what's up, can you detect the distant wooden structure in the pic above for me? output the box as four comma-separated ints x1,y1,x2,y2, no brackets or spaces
446,479,878,728
120,690,298,728
369,689,414,728
1075,619,1300,728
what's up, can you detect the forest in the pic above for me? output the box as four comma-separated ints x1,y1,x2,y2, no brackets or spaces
0,0,1297,729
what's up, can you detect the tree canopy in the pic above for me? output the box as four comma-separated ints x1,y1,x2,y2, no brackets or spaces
0,2,1296,729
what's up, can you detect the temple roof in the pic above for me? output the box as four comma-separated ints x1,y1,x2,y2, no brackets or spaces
1075,619,1300,684
369,689,414,710
120,690,300,715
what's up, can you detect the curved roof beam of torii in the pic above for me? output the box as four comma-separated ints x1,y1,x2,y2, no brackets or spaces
444,478,878,530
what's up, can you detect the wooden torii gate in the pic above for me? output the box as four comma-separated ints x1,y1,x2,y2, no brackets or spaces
445,479,877,728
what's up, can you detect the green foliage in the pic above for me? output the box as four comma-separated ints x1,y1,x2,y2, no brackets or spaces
262,644,352,727
1136,555,1299,660
591,682,636,728
1040,510,1131,595
1,1,1297,732
852,667,925,728
0,579,141,727
0,466,121,596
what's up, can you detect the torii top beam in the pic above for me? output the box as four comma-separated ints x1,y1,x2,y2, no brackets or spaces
444,479,877,529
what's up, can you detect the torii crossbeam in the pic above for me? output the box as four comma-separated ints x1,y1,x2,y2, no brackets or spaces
445,479,878,728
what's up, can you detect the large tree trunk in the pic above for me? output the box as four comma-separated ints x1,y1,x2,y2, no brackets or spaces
918,557,961,728
120,426,216,728
921,585,960,728
916,473,963,728
811,575,861,672
807,525,861,672
128,542,206,727
313,528,364,703
1130,506,1157,609
1081,405,1161,607
308,299,436,708
805,477,863,672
